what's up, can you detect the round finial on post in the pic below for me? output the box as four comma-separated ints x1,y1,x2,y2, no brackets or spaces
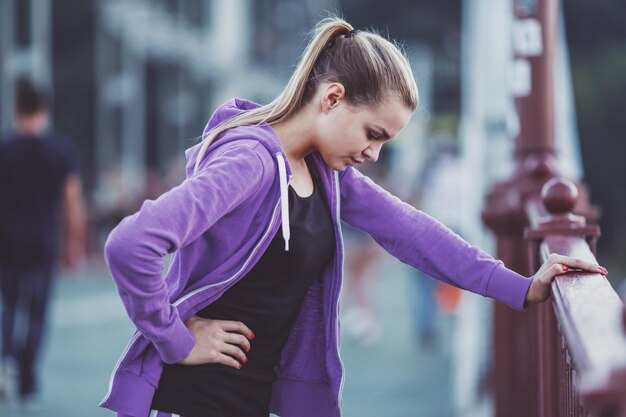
541,177,578,215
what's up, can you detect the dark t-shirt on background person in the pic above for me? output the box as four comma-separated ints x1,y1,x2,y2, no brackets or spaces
0,131,77,266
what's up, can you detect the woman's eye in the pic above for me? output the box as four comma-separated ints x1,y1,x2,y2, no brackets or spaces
367,131,381,140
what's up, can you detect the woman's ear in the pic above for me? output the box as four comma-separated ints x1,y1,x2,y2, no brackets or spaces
320,83,346,114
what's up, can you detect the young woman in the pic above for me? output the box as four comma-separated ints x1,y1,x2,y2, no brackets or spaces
99,17,607,417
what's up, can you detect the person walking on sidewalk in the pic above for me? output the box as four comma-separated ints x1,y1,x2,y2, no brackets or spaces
100,17,608,417
0,79,86,405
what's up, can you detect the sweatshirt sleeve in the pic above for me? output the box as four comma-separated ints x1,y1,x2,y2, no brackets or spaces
339,166,532,311
104,142,269,364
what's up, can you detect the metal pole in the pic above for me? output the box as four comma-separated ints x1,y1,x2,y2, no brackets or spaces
513,4,561,416
513,0,558,159
483,1,559,416
485,0,601,415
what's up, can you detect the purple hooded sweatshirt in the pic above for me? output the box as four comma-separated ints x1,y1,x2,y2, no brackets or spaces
99,98,532,417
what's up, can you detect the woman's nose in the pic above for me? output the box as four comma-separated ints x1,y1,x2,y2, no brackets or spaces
363,145,381,162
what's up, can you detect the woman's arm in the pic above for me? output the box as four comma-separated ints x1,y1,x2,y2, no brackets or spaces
104,141,271,364
339,166,531,311
339,167,606,309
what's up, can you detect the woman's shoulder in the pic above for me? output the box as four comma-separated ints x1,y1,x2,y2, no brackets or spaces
189,136,277,197
206,137,276,170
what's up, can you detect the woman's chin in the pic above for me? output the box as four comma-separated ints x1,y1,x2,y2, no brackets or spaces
319,155,348,171
336,160,352,171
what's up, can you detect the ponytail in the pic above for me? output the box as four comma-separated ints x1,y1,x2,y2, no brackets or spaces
195,16,417,172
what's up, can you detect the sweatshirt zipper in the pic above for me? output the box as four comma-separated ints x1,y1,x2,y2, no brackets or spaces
173,199,281,307
99,330,141,406
333,170,346,413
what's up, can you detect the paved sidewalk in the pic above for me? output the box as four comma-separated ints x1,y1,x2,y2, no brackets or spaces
0,257,455,417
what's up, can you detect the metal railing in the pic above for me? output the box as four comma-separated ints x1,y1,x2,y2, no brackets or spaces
524,177,626,417
482,0,626,415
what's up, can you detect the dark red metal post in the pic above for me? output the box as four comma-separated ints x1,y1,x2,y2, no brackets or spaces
482,1,560,416
482,1,601,417
513,0,558,160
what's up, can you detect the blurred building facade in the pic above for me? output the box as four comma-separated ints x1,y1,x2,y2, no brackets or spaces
0,0,334,192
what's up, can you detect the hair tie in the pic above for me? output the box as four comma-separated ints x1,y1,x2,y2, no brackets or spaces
345,29,358,38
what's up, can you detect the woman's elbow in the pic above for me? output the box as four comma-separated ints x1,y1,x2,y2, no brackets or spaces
104,225,132,267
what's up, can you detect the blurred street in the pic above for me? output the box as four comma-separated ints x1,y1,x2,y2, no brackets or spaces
0,257,455,417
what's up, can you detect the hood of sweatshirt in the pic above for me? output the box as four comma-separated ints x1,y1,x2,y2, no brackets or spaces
184,97,294,250
183,98,284,176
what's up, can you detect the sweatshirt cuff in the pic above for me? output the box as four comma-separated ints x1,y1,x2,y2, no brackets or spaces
153,319,196,364
485,264,533,311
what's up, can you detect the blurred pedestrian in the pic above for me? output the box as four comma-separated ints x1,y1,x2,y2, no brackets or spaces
0,78,86,406
100,17,607,417
409,145,464,349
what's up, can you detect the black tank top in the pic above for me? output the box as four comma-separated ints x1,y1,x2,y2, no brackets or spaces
151,160,335,417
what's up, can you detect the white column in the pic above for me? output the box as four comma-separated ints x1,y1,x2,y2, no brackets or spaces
455,0,515,415
120,36,146,193
29,0,52,89
0,0,15,133
95,3,115,178
208,0,251,107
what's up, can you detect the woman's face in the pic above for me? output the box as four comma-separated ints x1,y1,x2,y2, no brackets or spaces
314,84,413,171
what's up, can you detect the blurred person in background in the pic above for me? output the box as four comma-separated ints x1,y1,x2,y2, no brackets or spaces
100,16,606,417
0,78,86,407
408,144,463,349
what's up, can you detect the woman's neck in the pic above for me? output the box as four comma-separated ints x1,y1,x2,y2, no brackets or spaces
271,106,318,163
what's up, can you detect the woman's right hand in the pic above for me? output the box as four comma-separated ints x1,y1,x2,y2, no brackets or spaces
178,315,255,369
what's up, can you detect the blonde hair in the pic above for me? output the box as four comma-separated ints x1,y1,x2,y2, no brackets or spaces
195,16,419,171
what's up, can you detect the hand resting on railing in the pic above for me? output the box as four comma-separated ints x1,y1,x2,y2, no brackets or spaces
524,252,608,307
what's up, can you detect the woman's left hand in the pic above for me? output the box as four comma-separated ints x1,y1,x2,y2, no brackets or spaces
525,253,608,306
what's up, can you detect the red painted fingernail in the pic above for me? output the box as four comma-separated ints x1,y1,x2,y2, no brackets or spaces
237,363,242,369
250,333,255,340
562,265,569,272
